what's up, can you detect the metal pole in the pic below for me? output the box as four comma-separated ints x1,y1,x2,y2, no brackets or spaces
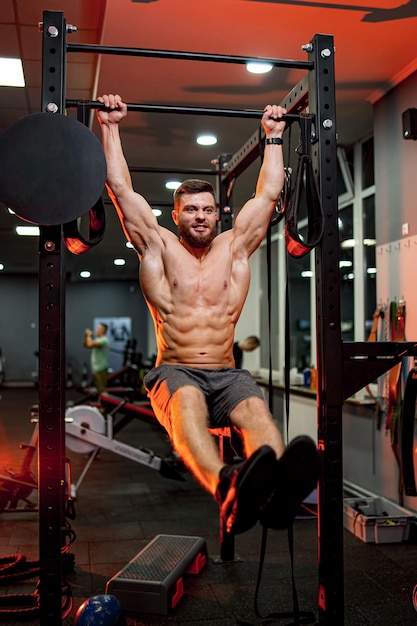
308,34,345,625
67,42,313,71
66,100,302,122
38,10,67,625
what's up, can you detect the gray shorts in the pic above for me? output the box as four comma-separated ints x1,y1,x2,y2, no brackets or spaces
143,364,264,433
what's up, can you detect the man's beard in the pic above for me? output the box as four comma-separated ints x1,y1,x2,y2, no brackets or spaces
178,223,217,248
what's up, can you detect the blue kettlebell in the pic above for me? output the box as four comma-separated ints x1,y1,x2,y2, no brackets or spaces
74,594,126,625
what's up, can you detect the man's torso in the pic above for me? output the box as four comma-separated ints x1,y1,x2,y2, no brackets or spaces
140,229,250,369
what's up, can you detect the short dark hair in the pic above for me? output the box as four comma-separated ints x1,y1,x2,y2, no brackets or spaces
173,179,216,209
98,322,108,333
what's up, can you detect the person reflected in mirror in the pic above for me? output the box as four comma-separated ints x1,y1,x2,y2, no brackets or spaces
233,336,260,370
83,322,110,396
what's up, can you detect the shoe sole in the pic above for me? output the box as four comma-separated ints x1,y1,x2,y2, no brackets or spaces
221,445,277,535
259,436,320,530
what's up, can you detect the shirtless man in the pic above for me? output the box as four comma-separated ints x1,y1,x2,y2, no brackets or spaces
97,94,319,535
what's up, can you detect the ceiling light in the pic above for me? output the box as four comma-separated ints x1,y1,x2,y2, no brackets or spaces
246,62,273,74
126,241,134,249
0,264,4,271
341,238,355,249
363,238,377,246
196,134,217,146
0,57,25,87
114,258,126,266
339,260,352,268
367,267,377,274
301,270,313,278
16,226,40,236
165,180,181,190
152,208,162,217
80,271,91,279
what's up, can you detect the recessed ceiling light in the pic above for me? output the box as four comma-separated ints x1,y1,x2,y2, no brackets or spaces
196,134,217,146
114,258,126,266
16,226,40,236
246,62,273,74
165,181,181,190
152,208,162,217
301,270,313,278
80,271,91,279
0,57,25,87
0,264,4,271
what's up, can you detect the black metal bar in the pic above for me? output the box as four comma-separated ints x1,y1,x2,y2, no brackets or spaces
309,35,344,626
220,75,309,185
342,341,417,399
67,42,313,71
66,99,302,121
38,11,67,625
217,154,234,232
343,340,417,357
129,166,217,176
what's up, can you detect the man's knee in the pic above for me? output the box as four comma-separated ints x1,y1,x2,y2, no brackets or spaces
171,384,206,412
231,396,270,420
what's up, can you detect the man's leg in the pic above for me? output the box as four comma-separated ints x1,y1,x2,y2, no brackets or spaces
229,396,285,459
168,385,277,535
230,396,319,529
169,385,223,495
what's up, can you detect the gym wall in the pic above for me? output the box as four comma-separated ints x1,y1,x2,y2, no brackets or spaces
0,276,149,384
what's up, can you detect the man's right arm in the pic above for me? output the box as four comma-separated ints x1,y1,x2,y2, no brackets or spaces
97,94,162,256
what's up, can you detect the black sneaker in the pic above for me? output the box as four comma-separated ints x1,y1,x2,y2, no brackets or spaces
216,445,277,535
259,436,320,530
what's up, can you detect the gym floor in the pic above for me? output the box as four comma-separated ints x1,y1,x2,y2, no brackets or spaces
1,386,417,625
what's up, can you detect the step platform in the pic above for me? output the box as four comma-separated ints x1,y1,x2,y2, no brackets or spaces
105,534,207,615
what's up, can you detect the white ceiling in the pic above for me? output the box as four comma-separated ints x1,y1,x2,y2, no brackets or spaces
1,0,417,280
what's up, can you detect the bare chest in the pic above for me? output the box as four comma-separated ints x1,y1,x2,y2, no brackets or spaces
168,257,231,307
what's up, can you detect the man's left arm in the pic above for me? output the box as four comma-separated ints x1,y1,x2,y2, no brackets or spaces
233,104,287,256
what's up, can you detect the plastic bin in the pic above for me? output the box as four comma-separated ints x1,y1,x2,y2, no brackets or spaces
343,496,414,543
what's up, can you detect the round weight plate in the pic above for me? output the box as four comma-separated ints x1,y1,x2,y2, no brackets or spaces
0,113,107,225
65,405,106,454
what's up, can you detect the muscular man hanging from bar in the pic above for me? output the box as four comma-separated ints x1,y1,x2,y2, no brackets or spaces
97,93,319,535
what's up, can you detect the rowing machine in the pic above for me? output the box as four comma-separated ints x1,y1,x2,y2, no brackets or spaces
65,403,185,499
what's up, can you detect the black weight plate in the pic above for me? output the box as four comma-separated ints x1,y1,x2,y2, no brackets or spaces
0,113,107,225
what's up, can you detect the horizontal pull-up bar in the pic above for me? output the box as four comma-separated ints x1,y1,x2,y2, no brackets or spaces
67,43,313,71
129,166,217,176
66,99,302,121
